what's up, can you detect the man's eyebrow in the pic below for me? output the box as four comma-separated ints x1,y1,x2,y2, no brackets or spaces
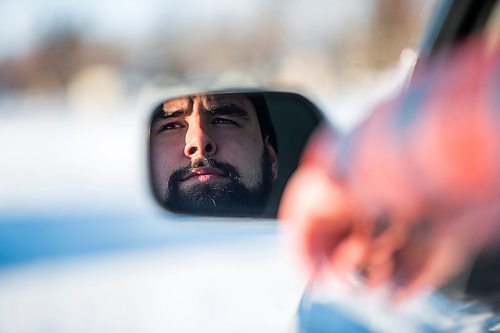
163,109,187,118
152,109,186,124
152,103,250,124
206,104,250,119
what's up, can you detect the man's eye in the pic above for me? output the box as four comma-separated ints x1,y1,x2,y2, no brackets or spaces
158,122,184,132
212,118,239,126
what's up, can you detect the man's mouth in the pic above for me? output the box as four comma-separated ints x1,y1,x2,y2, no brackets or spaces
181,167,228,183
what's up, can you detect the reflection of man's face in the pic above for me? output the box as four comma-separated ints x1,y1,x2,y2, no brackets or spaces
150,94,278,216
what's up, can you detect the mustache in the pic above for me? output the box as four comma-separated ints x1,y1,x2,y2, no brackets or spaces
169,157,241,185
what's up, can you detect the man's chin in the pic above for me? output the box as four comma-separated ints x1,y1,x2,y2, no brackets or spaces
165,181,267,217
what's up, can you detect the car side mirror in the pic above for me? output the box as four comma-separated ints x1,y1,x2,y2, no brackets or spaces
148,90,324,218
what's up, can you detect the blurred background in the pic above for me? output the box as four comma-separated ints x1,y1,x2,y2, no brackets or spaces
0,0,438,117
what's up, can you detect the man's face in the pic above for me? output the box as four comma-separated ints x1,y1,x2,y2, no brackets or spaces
150,94,278,216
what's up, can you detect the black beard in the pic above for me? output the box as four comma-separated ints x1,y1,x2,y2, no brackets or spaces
162,152,274,217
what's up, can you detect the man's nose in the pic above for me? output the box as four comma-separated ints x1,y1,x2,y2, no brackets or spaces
184,124,216,158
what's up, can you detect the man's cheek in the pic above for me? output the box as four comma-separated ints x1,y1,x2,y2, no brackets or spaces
240,163,264,188
156,165,175,196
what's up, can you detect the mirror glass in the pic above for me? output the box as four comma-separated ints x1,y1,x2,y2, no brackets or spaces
149,91,323,218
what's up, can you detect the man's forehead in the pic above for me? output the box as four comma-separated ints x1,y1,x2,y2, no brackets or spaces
162,94,256,114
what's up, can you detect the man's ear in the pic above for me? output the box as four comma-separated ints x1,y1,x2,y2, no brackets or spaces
265,142,278,181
